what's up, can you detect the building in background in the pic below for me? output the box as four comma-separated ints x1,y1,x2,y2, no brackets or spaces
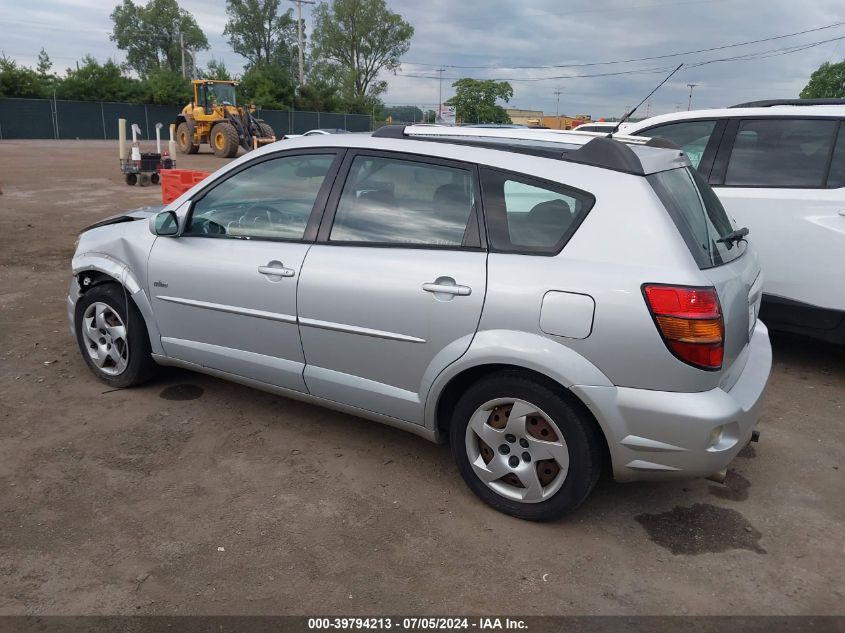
541,114,593,130
505,108,544,126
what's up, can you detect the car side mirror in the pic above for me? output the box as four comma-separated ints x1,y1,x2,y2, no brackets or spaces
151,210,179,236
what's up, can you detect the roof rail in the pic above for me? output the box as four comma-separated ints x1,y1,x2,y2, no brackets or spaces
371,125,650,175
729,98,845,108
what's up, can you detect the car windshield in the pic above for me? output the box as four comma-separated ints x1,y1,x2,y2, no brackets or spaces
648,167,744,269
207,83,236,106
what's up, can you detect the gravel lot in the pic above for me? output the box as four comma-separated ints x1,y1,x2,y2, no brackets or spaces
0,140,843,615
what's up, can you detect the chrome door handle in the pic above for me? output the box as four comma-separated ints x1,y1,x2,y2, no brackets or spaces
423,282,471,296
258,264,295,278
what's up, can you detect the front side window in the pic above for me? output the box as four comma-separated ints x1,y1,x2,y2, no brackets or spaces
649,167,743,269
480,169,594,254
724,118,838,187
639,120,717,169
187,154,335,239
330,155,476,246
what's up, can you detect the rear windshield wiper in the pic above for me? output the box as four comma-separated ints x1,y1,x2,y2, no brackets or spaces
717,226,749,248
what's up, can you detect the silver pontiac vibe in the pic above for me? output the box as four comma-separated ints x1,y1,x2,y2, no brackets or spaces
68,125,772,520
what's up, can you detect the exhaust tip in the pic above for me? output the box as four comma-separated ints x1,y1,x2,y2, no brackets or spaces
705,468,728,484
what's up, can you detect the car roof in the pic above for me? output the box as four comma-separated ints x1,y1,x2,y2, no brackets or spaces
262,124,690,176
625,104,845,130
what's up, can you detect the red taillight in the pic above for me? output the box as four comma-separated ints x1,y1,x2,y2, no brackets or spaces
643,284,724,370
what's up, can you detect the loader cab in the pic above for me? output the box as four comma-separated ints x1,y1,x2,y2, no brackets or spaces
194,81,238,116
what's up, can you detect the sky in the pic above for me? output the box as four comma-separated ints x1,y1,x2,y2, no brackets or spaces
1,0,844,118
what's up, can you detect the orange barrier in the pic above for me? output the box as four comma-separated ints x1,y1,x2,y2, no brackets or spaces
160,169,211,204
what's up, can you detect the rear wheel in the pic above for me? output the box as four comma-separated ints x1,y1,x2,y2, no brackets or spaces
212,122,240,158
176,122,199,154
450,371,602,521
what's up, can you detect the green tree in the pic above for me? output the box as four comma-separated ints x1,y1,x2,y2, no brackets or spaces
36,49,52,75
383,105,423,122
311,0,413,104
238,61,295,109
295,80,342,111
57,56,143,102
204,59,232,80
800,60,845,99
446,78,513,124
224,0,299,70
423,109,436,123
110,0,208,78
0,55,48,98
143,68,192,104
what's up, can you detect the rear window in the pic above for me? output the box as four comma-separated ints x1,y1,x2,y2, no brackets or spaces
648,167,744,269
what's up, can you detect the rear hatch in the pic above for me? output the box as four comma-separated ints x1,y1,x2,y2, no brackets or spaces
648,167,762,388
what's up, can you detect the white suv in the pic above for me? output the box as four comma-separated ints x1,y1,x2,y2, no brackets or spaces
624,99,845,344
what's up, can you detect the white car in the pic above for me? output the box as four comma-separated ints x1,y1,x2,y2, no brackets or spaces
624,99,845,344
571,122,619,134
283,128,349,140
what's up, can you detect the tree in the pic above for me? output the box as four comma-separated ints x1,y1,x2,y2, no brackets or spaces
383,105,423,122
238,61,295,109
423,109,436,123
311,0,413,105
800,61,845,99
143,68,192,104
204,59,232,80
446,78,513,124
57,55,143,102
0,55,49,98
295,81,342,111
224,0,299,71
37,49,53,76
110,0,208,78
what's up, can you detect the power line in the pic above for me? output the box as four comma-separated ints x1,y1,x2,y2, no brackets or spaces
401,20,845,70
397,34,845,83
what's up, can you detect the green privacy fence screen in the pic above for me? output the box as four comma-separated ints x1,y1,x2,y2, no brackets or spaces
0,98,373,140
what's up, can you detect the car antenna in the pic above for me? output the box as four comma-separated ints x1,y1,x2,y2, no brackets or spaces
609,63,683,137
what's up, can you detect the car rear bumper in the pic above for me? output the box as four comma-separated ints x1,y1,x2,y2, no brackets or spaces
67,277,81,336
572,320,772,482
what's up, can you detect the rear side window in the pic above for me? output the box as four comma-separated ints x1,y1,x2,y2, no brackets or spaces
724,119,838,187
638,120,717,168
649,167,743,269
480,169,594,255
329,156,476,246
827,123,845,189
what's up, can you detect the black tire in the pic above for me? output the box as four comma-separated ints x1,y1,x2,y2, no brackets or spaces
125,173,137,186
150,172,160,185
176,122,199,154
449,371,603,521
74,283,157,389
211,122,240,158
258,122,275,140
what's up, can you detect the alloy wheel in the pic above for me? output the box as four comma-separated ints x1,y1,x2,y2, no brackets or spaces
80,301,129,376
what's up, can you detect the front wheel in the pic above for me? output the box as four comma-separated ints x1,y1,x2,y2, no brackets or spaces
450,372,602,521
211,122,240,158
176,122,199,154
74,283,157,388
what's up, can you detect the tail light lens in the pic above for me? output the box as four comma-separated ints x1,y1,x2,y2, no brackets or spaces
643,284,724,370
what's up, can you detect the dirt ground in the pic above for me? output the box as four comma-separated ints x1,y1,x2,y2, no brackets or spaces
0,140,843,616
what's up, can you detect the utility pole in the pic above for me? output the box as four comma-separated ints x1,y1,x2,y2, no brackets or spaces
554,88,562,116
686,83,698,110
180,31,185,79
436,67,445,121
289,0,315,86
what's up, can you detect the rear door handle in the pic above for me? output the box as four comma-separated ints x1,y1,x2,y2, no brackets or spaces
423,281,471,296
258,262,295,278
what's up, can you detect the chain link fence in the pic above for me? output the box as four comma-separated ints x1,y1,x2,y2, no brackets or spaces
0,98,373,141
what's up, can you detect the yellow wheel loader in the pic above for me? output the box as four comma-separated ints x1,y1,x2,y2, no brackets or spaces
174,80,276,158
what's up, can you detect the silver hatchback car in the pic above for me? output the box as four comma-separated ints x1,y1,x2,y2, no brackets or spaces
68,125,772,520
